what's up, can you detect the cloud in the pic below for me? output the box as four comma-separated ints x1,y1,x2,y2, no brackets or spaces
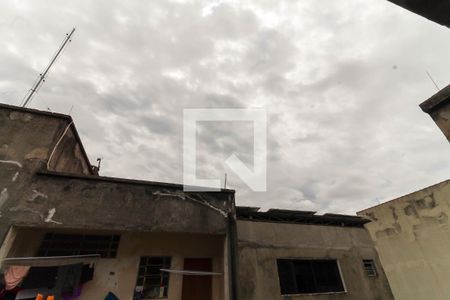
1,0,450,215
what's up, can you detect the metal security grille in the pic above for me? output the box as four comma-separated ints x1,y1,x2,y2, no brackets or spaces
37,233,120,258
363,259,377,277
134,257,171,299
277,259,345,295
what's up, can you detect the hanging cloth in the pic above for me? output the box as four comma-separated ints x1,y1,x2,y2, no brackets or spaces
4,265,30,290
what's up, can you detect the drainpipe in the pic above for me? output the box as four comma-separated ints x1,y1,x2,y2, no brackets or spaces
227,209,238,300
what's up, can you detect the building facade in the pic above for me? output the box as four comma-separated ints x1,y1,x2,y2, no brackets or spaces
358,179,450,300
358,85,450,300
236,208,393,300
0,103,393,299
0,103,236,299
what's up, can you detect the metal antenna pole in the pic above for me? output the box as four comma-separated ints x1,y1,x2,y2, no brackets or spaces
426,71,440,91
21,27,76,107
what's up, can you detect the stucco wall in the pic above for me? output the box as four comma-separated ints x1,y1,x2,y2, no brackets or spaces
236,220,393,300
358,179,450,300
6,228,227,300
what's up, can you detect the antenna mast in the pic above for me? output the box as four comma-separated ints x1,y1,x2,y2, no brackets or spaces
21,27,76,108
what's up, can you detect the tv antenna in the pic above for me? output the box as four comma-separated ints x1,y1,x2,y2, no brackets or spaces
20,27,76,108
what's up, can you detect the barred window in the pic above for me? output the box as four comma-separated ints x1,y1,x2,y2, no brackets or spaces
277,259,345,295
37,233,120,258
134,257,171,299
363,259,377,277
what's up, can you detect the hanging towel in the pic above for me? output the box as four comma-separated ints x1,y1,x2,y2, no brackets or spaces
4,265,30,290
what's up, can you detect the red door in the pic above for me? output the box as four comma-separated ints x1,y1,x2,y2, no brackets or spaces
181,258,212,300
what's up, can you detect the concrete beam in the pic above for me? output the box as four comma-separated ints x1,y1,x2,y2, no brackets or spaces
388,0,450,27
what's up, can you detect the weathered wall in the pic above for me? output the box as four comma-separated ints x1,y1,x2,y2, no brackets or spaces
0,104,234,237
47,124,93,175
3,171,233,235
358,179,450,300
0,104,94,238
7,228,227,300
237,220,393,300
0,104,92,175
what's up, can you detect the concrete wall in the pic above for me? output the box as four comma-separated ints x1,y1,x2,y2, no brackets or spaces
6,227,227,300
0,104,237,299
0,104,234,237
0,104,92,175
0,104,94,240
2,171,232,235
358,179,450,300
236,220,393,300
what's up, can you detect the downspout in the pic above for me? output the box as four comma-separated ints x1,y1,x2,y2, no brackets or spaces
227,210,238,300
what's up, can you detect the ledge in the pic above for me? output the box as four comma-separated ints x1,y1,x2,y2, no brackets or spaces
419,84,450,114
36,169,235,194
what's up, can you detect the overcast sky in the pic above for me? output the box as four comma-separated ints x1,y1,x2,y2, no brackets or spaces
1,0,450,214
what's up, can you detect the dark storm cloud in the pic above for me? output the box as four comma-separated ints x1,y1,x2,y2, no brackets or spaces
1,0,450,214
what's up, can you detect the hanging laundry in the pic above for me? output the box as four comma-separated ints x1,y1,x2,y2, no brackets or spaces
80,264,94,284
4,265,30,290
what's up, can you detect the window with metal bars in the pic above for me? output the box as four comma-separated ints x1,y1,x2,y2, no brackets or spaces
277,259,345,295
133,256,171,299
37,233,120,258
363,259,377,277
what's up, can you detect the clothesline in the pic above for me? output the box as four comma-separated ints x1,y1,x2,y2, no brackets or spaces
2,254,100,267
160,268,223,276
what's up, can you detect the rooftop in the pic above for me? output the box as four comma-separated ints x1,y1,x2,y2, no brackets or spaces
236,206,368,227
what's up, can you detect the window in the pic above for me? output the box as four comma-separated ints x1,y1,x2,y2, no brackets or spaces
363,259,377,277
37,233,120,258
277,259,345,295
134,257,171,299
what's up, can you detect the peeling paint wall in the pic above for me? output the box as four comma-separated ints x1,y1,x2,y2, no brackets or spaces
358,179,450,300
237,220,393,300
7,228,227,300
